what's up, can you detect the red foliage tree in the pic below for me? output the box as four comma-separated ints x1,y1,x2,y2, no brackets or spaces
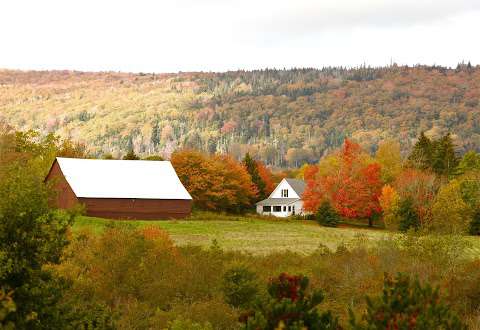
303,140,383,221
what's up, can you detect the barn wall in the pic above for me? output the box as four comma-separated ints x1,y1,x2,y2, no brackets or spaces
78,198,192,220
45,161,79,209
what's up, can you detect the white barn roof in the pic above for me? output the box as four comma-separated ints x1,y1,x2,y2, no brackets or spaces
55,157,192,200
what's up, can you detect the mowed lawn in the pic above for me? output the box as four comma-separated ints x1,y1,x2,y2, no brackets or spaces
73,212,480,256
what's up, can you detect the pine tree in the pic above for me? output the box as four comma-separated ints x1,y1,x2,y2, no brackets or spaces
150,121,160,151
243,153,267,200
350,273,467,329
242,273,339,330
432,133,459,176
397,197,420,232
316,201,340,227
407,132,433,170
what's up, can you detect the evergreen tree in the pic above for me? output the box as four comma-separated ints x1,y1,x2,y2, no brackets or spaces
243,153,267,200
432,133,459,176
350,273,466,329
407,132,433,170
315,201,340,227
150,121,160,151
397,197,420,232
469,209,480,236
123,149,140,160
242,273,339,330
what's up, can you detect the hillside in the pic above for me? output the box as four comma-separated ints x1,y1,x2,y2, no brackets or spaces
1,65,479,167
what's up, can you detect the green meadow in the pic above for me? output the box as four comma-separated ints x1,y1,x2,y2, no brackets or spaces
73,212,480,256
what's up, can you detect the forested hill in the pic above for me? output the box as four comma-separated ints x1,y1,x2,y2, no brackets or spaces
1,64,479,167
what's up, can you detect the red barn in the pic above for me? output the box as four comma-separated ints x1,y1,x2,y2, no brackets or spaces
46,157,192,220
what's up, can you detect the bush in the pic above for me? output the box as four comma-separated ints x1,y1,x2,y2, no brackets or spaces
350,273,467,329
469,209,480,235
316,201,341,227
222,266,259,309
241,273,339,330
397,198,420,232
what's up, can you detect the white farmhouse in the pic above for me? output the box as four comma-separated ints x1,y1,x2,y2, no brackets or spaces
256,178,306,217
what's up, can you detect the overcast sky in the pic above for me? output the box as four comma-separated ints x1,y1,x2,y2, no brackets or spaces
1,0,479,73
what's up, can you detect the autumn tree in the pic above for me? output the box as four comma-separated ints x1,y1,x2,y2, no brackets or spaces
303,139,383,225
243,153,267,200
432,180,471,234
375,139,402,183
393,169,438,226
379,185,400,230
255,160,275,198
457,151,480,175
171,150,257,212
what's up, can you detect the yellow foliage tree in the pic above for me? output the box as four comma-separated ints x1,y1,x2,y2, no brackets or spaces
432,180,472,234
379,185,400,230
376,139,402,183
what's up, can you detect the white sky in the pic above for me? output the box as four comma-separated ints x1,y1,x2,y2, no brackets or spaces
1,0,479,73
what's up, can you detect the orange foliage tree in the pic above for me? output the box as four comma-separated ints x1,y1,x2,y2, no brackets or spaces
256,160,275,197
303,140,383,222
171,150,257,212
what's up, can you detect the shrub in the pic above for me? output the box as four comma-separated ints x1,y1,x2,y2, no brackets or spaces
222,266,259,309
168,318,213,330
350,273,467,329
123,149,140,160
316,201,341,227
397,197,420,232
469,209,480,235
241,273,339,330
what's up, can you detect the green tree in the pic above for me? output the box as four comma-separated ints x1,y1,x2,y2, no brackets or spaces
222,266,259,309
457,151,480,174
150,121,160,150
432,180,471,234
123,149,140,160
350,273,466,329
0,164,75,328
397,197,420,232
469,209,480,236
143,155,164,161
243,153,267,200
432,133,459,176
407,132,433,171
315,201,341,227
242,273,338,330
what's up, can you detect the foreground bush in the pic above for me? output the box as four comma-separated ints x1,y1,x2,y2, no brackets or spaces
350,273,467,329
223,266,259,309
241,273,339,330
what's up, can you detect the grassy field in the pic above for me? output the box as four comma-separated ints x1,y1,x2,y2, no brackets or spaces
73,212,480,256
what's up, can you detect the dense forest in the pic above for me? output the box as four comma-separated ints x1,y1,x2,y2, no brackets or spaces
1,64,479,167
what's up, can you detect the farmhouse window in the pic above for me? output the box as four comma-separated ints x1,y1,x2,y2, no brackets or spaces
273,206,282,212
263,206,271,212
283,206,286,211
288,206,291,212
281,189,289,197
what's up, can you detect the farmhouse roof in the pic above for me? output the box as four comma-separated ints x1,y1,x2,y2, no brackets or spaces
53,157,192,200
284,178,306,197
256,198,300,206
